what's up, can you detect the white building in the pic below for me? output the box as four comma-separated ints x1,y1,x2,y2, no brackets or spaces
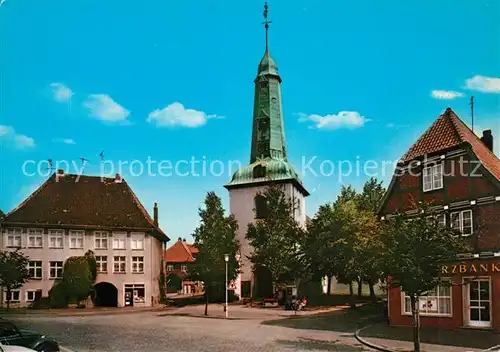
224,4,309,298
0,171,169,308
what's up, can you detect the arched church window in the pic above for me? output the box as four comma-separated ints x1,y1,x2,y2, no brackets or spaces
253,165,266,179
255,194,268,219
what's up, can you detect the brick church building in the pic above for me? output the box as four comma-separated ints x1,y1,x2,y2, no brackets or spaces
379,108,500,330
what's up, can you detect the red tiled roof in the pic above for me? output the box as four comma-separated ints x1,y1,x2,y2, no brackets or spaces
165,239,198,263
2,172,169,241
401,108,500,182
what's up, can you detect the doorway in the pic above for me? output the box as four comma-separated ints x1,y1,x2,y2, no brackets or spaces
94,282,118,307
467,279,491,328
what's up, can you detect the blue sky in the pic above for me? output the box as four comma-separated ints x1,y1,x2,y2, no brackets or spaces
1,0,499,241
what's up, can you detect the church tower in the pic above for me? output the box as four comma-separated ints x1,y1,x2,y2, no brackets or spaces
224,2,309,298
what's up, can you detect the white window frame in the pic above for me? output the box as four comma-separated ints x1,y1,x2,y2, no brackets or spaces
112,232,127,250
180,264,188,272
49,261,63,279
166,264,174,271
131,256,144,273
28,260,43,279
49,229,64,249
402,279,452,317
95,256,108,273
5,228,22,248
113,256,126,273
423,164,443,192
25,290,38,302
130,233,144,250
4,290,20,303
94,231,109,250
451,209,473,236
69,230,85,249
27,228,43,248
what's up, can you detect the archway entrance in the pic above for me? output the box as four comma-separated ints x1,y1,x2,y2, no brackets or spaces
94,282,118,307
166,273,183,294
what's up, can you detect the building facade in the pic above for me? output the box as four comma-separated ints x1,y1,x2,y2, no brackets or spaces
224,4,309,299
164,238,201,295
0,171,169,308
379,108,500,330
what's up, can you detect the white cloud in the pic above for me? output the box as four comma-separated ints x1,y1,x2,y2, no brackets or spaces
431,90,465,100
297,111,370,130
52,138,76,145
83,94,130,123
50,82,74,102
0,125,35,149
146,102,222,128
465,75,500,93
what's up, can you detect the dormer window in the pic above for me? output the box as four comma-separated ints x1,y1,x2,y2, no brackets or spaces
255,194,268,219
253,165,266,179
423,164,443,192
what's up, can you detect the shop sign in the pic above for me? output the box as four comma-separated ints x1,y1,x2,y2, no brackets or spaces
441,262,500,275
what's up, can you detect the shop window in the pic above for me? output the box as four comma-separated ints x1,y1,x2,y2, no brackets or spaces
125,284,145,304
403,280,451,316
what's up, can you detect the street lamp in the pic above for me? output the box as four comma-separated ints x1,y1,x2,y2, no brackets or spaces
224,254,229,318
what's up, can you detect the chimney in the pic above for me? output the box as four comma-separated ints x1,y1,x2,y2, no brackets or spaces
183,238,186,243
178,237,182,242
55,169,65,181
114,173,122,183
481,130,493,153
153,202,158,226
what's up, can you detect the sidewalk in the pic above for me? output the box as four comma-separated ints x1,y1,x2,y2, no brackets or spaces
356,322,500,352
1,305,170,317
161,303,346,321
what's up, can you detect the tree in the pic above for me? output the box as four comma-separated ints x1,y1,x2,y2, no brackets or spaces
0,249,30,309
246,184,307,297
356,177,386,300
62,256,93,303
158,259,167,303
381,203,469,352
191,192,240,315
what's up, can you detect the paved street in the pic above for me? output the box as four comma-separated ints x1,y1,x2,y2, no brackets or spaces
9,309,372,352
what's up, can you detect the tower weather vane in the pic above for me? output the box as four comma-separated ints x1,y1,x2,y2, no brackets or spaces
262,2,272,50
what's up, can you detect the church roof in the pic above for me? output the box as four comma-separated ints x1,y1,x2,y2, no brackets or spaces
402,108,500,182
2,172,169,242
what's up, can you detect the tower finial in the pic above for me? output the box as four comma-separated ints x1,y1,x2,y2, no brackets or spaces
262,2,272,52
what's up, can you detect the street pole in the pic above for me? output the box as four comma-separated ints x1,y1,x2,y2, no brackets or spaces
224,254,229,318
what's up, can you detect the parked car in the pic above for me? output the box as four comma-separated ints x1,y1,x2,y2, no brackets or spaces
0,319,59,352
0,341,37,352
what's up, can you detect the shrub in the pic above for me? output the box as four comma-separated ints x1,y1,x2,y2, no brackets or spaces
49,282,68,308
63,256,93,302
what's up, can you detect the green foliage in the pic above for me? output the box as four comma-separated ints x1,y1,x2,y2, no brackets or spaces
49,282,68,308
84,250,97,283
62,256,93,302
191,192,240,313
246,184,307,295
381,202,469,297
0,249,30,308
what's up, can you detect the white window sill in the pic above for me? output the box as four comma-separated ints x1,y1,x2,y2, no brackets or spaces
402,312,452,318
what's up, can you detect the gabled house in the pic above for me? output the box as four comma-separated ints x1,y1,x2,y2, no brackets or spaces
379,108,500,330
0,170,169,308
164,238,200,295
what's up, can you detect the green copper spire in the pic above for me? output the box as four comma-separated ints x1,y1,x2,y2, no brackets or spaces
225,2,308,196
251,1,286,163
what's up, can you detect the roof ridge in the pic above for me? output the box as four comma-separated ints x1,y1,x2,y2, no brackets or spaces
443,108,465,143
4,174,54,219
448,109,500,162
401,112,446,161
123,179,168,238
180,240,195,261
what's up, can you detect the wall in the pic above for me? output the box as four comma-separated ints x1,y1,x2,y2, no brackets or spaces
0,227,160,308
229,182,307,283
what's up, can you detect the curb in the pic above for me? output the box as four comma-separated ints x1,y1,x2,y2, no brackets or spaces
354,324,397,352
5,306,171,318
